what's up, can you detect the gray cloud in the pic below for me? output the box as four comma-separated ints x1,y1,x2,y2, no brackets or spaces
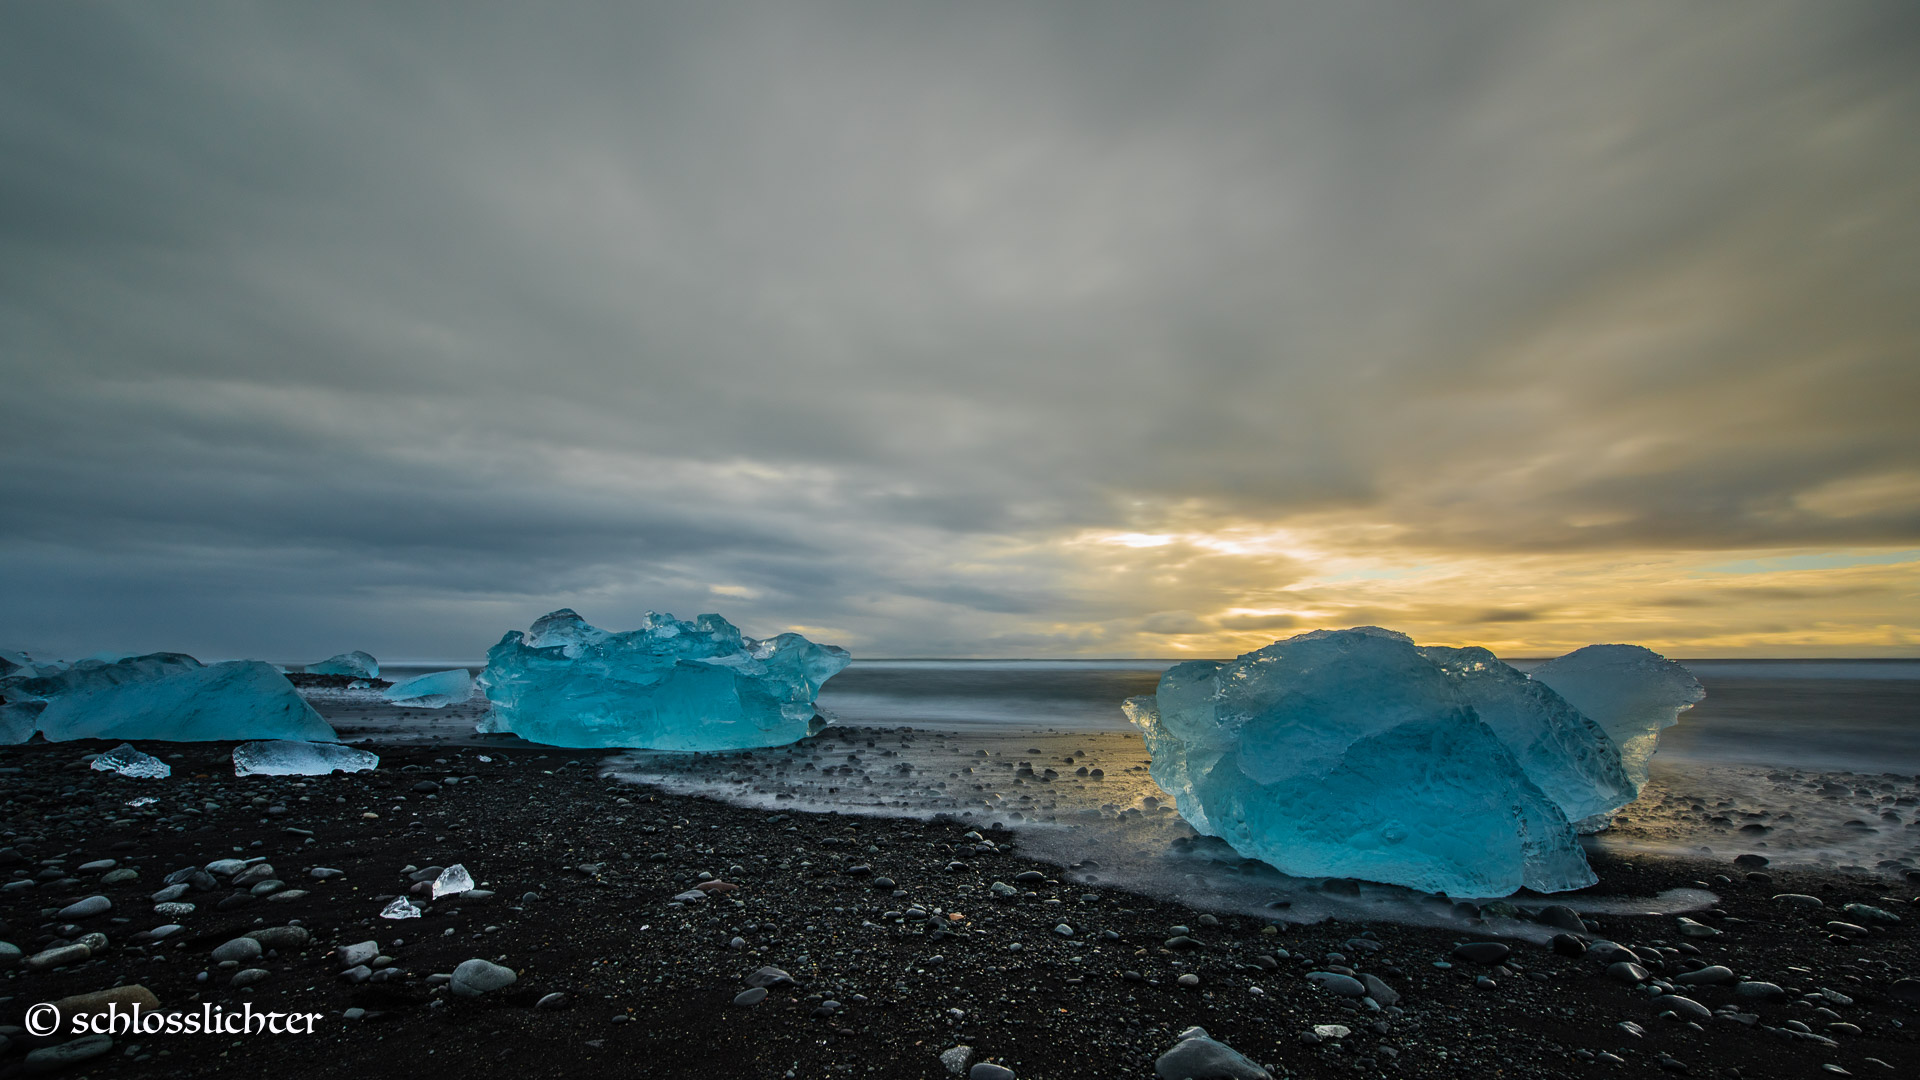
3,2,1917,659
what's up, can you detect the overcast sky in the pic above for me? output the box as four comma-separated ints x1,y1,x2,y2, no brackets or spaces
3,1,1917,662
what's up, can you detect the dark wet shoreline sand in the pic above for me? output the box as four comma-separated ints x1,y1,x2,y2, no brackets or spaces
1,734,1917,1079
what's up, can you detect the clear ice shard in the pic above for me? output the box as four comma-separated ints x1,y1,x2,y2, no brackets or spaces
379,898,421,919
11,655,337,744
432,864,474,899
91,743,172,779
1123,627,1700,896
476,609,851,750
233,740,380,777
307,651,379,678
384,669,473,709
1531,645,1705,790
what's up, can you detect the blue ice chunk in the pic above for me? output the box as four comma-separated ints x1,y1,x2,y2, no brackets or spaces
0,703,34,745
233,740,379,776
1124,628,1703,895
385,669,473,709
12,652,202,700
1123,627,1597,897
1419,645,1638,832
1,652,54,741
477,608,851,750
29,657,337,743
307,651,379,678
1531,644,1705,791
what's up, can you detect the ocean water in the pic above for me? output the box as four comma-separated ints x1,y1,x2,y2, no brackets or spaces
317,657,1920,922
817,657,1920,768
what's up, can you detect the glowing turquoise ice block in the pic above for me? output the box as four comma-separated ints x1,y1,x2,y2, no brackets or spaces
477,609,851,750
1123,627,1700,896
1532,644,1705,791
1420,645,1641,833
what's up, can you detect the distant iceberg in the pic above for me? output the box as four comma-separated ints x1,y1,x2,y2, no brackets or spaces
477,608,850,750
1,653,337,744
1122,627,1701,897
307,651,379,679
385,668,473,709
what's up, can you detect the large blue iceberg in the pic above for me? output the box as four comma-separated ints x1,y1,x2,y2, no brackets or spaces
1122,627,1701,896
0,653,338,744
476,609,851,750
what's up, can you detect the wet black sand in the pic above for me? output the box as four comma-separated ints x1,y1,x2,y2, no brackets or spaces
2,736,1918,1079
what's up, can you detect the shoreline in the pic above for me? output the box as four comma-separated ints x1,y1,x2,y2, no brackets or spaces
1,736,1916,1079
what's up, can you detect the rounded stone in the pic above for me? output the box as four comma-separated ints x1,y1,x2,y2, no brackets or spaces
58,896,112,920
1735,981,1788,1002
1607,962,1650,984
1452,941,1511,964
1659,995,1712,1022
1360,972,1400,1005
23,1034,114,1072
245,926,311,950
1675,965,1736,986
211,937,263,964
51,985,159,1017
24,944,92,972
449,958,517,996
733,987,768,1006
1306,971,1367,996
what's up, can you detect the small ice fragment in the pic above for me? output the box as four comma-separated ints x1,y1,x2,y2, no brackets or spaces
126,796,159,807
380,898,422,919
91,743,171,779
385,669,473,709
476,755,492,763
307,651,379,678
432,864,474,899
234,740,380,777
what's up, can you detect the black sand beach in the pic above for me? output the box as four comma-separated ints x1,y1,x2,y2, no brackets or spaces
3,735,1917,1079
